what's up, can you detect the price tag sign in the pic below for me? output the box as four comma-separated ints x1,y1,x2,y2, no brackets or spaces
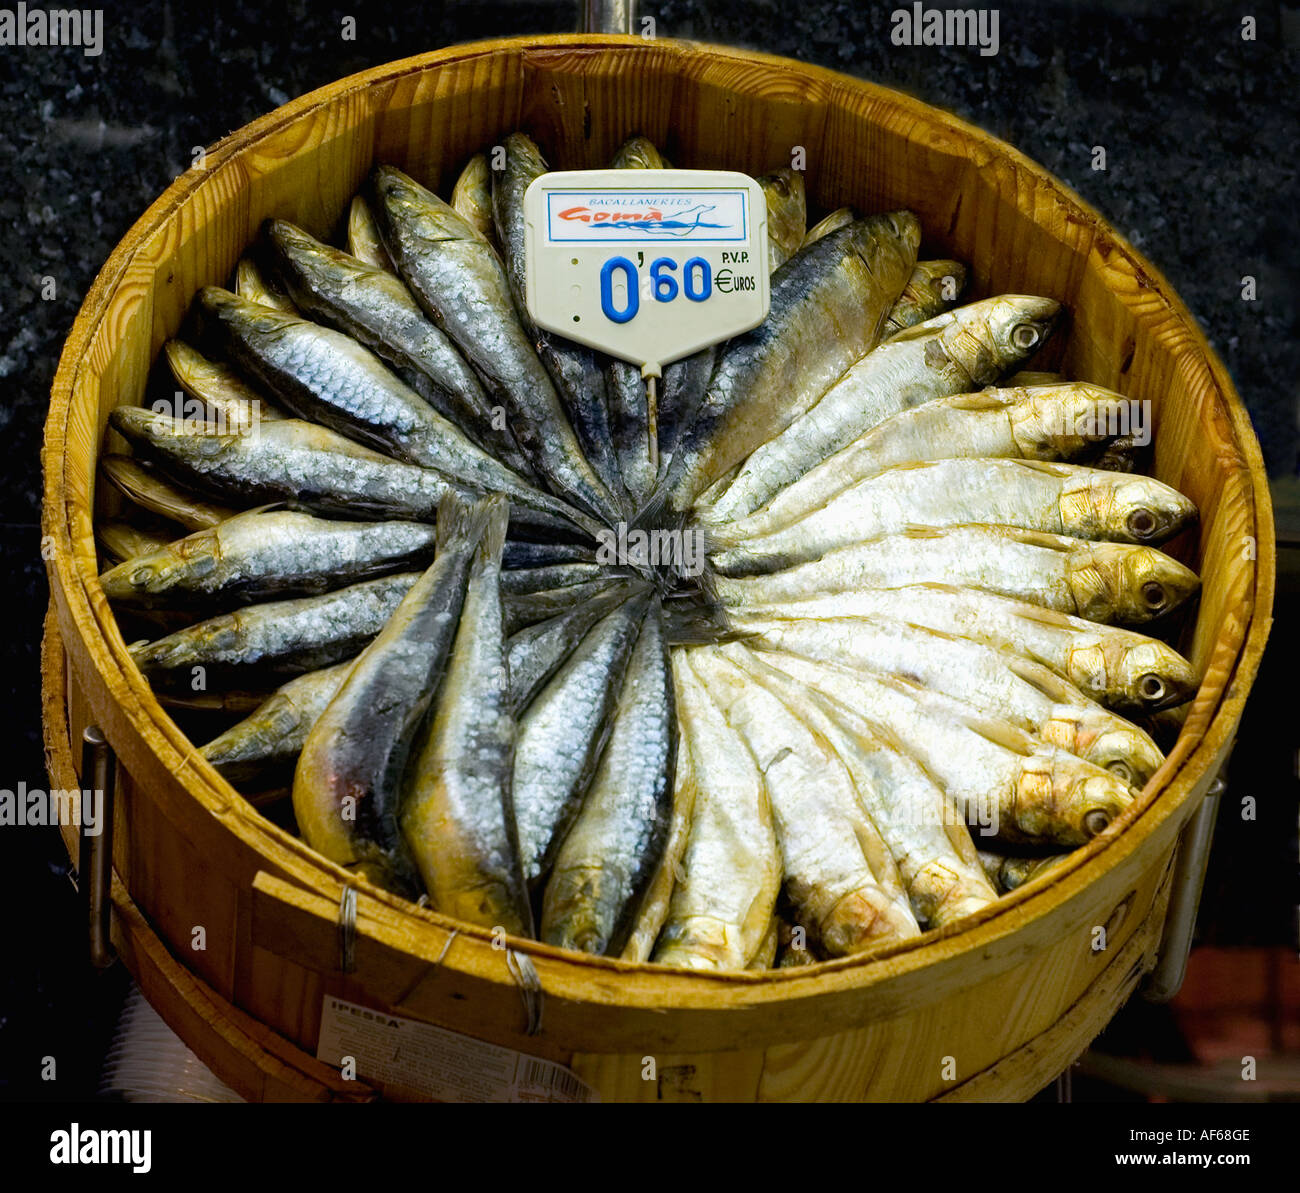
523,169,770,377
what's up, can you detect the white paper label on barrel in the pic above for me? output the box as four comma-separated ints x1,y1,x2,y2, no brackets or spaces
316,996,597,1103
523,168,770,376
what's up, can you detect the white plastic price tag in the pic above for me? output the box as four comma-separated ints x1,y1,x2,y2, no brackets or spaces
523,169,770,377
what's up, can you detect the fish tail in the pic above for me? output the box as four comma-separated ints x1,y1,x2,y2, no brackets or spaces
435,490,478,551
478,493,510,564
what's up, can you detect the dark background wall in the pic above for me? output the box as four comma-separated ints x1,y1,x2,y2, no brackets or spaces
1,0,1295,1100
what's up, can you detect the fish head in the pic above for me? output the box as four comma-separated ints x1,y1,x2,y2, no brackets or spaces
98,547,190,603
1016,750,1135,844
1067,543,1199,624
370,165,472,247
1046,708,1165,789
988,295,1061,367
613,135,667,170
1011,383,1127,456
1109,639,1199,712
196,285,297,346
108,405,233,462
1060,472,1198,545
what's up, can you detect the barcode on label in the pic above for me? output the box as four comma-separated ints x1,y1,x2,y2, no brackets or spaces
515,1057,591,1102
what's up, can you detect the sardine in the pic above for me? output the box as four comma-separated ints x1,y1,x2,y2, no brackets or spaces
200,661,354,786
293,495,487,893
707,295,1061,523
717,383,1145,537
761,651,1136,847
100,508,436,609
110,407,590,540
234,255,298,314
100,454,240,530
650,654,780,970
499,562,603,595
709,458,1197,573
129,572,418,691
691,646,920,955
610,135,668,170
506,584,635,714
97,520,171,563
511,591,650,884
164,339,287,425
370,164,618,521
503,576,638,633
495,134,625,510
737,653,997,927
262,219,530,473
541,600,676,955
347,195,395,273
731,582,1198,714
977,850,1071,893
401,496,533,934
741,615,1165,785
713,524,1200,626
881,259,966,336
665,212,921,510
195,287,570,520
759,168,807,273
450,152,495,243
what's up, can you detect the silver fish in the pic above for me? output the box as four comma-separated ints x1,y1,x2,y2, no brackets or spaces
401,496,533,935
541,600,676,955
511,590,650,884
262,219,531,474
129,572,417,692
200,661,353,786
293,495,487,894
650,654,781,970
665,211,922,510
99,508,436,608
369,164,618,521
709,458,1197,573
713,524,1201,627
707,294,1061,523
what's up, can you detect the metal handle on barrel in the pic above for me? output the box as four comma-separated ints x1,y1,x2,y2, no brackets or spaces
581,0,637,34
80,725,118,970
1142,769,1226,1003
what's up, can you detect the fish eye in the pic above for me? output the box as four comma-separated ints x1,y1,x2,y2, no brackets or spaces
1127,508,1158,539
1106,759,1136,786
1083,810,1112,837
1011,323,1041,350
129,567,155,585
1138,673,1167,703
1140,581,1167,610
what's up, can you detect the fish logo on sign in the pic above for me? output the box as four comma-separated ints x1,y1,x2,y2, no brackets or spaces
545,189,748,245
557,203,726,237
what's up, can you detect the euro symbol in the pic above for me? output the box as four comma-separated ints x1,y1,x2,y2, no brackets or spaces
716,268,733,293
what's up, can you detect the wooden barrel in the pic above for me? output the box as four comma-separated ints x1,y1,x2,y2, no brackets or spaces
41,35,1274,1102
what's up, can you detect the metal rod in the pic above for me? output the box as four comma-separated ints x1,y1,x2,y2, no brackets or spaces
645,374,659,473
581,0,637,35
1143,770,1226,1003
80,725,117,970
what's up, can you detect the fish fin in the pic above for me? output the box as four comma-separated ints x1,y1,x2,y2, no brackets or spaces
1005,655,1082,703
942,391,1018,412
